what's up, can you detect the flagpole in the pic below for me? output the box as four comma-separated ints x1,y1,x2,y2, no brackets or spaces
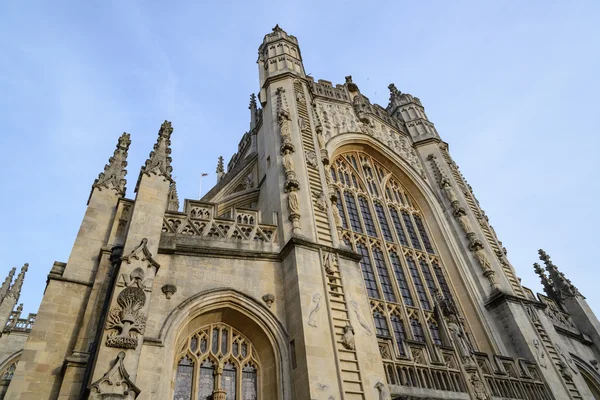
199,173,208,199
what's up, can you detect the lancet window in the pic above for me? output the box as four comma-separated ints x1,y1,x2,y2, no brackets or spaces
173,323,259,400
331,151,461,365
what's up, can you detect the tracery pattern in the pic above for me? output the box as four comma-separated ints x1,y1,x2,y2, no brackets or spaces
174,323,259,400
331,151,458,361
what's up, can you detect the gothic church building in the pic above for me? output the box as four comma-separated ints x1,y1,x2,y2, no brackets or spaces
2,26,600,400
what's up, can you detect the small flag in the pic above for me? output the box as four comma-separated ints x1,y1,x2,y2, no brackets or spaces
201,173,208,177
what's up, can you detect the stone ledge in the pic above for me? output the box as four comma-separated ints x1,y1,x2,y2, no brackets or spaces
484,290,545,311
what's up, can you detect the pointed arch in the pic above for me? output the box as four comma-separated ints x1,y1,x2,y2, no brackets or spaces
154,288,291,400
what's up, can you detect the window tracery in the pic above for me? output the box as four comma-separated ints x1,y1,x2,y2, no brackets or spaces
173,323,259,400
331,151,461,369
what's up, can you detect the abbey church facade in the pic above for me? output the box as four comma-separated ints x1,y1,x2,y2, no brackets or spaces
2,26,600,400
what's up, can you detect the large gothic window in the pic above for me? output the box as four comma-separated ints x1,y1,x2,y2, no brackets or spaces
332,151,459,363
173,323,259,400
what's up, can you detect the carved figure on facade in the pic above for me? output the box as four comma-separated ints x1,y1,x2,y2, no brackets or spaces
282,149,296,180
533,339,547,368
307,293,322,327
555,344,579,375
331,201,343,232
315,191,327,211
341,324,355,350
262,293,275,308
105,238,159,349
161,284,177,299
374,381,390,400
470,373,490,400
350,300,373,336
89,351,140,399
322,252,337,276
305,150,318,168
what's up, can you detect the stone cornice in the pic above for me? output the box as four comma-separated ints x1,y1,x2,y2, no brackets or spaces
279,236,362,262
484,290,546,310
413,137,441,148
262,72,304,89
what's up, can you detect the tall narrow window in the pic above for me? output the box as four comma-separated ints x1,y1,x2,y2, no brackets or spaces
429,322,443,346
174,356,194,400
358,196,377,237
198,359,215,400
432,261,453,301
390,315,407,356
242,364,258,400
406,257,431,310
373,310,391,336
357,244,380,298
389,207,409,247
413,215,435,254
389,253,414,306
373,248,397,302
411,318,426,342
375,202,393,242
419,260,438,298
402,211,422,250
222,362,237,400
344,192,363,233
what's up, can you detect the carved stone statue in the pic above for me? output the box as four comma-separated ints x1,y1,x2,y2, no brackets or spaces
341,324,355,350
447,319,474,365
457,214,474,234
441,179,458,204
331,202,343,228
470,373,489,400
283,150,294,174
474,249,492,272
374,381,390,400
317,131,326,150
288,191,300,215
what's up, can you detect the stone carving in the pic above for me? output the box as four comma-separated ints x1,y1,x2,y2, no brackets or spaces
89,351,140,399
161,284,177,299
322,253,337,276
557,359,573,381
315,383,329,391
141,120,173,182
305,150,318,168
341,324,355,350
167,181,179,211
315,191,327,211
106,238,159,349
288,191,300,215
331,201,343,230
282,149,296,180
262,293,275,308
6,264,28,300
93,132,131,196
350,300,372,336
533,339,547,368
448,320,475,366
0,267,16,301
470,373,489,400
106,286,147,349
457,214,474,234
441,178,459,205
555,344,578,375
374,381,390,400
307,293,322,327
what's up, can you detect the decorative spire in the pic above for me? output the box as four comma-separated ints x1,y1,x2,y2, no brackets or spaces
140,120,174,184
533,262,556,299
0,267,16,303
272,24,283,33
92,133,131,196
538,249,583,300
249,93,257,110
167,182,179,212
7,264,28,300
388,83,401,103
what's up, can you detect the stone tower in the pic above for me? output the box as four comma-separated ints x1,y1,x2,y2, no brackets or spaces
3,26,600,400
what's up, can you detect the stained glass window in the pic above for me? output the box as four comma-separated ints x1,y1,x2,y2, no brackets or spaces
373,248,396,302
173,356,194,400
242,365,258,400
357,244,380,298
375,202,393,242
389,253,414,306
402,211,422,250
413,215,434,254
344,192,363,233
419,260,438,298
223,362,237,400
358,196,377,237
411,318,426,342
373,310,391,337
197,359,214,400
407,257,431,310
433,260,453,301
390,315,407,356
389,207,409,247
429,322,443,346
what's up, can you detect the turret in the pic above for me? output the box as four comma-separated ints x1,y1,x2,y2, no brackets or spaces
257,25,305,105
249,93,258,131
387,83,439,142
167,181,180,211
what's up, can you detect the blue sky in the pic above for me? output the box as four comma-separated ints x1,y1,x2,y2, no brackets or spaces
1,1,599,317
